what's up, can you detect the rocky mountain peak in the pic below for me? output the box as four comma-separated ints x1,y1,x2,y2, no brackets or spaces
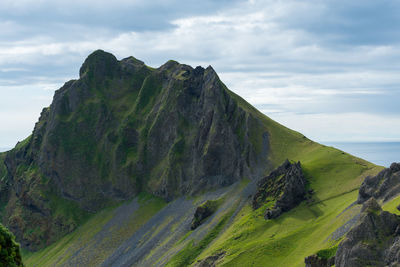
79,49,119,78
121,55,144,66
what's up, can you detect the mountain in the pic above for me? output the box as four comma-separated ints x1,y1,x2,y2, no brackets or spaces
0,50,272,251
0,50,389,266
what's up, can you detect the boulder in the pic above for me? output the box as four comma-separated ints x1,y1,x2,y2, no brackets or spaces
191,199,220,230
252,160,308,220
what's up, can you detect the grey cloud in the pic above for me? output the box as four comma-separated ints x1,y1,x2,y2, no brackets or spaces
0,0,243,33
277,0,400,46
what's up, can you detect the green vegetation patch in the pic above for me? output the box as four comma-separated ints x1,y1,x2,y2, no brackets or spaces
382,195,400,215
14,136,31,151
0,224,23,267
316,245,338,259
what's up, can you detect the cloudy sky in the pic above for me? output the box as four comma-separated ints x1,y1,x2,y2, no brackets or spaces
1,0,400,150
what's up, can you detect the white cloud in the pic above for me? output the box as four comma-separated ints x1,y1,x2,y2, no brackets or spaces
0,110,41,148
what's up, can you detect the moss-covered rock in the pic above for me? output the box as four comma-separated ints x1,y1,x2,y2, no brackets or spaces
191,199,222,230
252,159,308,219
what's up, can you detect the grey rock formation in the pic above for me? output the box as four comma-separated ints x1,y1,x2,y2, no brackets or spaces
335,198,400,267
252,160,307,219
358,162,400,203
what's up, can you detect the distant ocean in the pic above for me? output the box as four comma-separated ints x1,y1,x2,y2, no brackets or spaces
324,142,400,167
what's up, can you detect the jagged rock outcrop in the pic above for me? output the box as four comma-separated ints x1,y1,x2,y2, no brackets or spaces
0,50,271,250
252,160,307,219
358,162,400,203
335,198,400,267
0,224,23,267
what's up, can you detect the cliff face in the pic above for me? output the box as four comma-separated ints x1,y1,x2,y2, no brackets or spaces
0,50,271,250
